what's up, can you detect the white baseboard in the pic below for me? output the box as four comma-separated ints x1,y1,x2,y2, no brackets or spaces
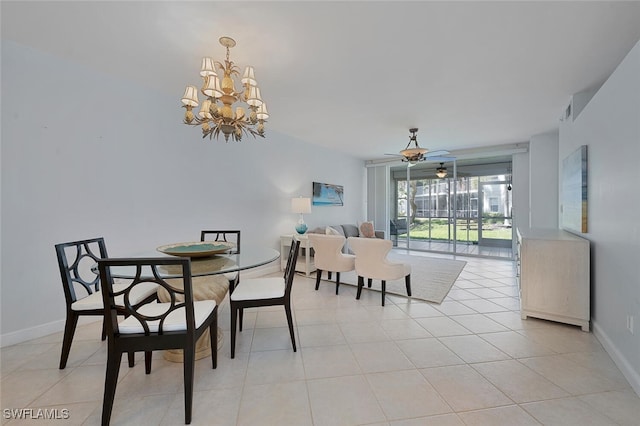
0,266,281,348
593,320,640,397
1,319,65,347
0,316,102,348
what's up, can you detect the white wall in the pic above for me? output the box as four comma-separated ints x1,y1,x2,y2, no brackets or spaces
528,130,559,228
559,40,640,394
0,41,366,345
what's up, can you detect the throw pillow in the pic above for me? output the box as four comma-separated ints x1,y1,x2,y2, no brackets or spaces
325,226,341,236
359,221,375,238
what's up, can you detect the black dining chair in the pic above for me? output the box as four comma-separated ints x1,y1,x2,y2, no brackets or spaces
55,237,158,369
97,257,218,426
200,230,241,292
229,238,300,358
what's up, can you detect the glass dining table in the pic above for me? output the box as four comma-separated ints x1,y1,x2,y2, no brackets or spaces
105,246,280,279
99,245,280,362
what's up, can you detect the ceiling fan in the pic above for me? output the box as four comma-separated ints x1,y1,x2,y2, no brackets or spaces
386,128,453,166
436,163,448,178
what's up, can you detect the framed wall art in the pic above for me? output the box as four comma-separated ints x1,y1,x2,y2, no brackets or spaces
312,182,344,206
561,145,588,233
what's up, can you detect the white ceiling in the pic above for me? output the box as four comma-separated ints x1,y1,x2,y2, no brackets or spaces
3,1,640,160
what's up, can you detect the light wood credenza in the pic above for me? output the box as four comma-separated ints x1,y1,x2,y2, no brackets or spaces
517,228,590,331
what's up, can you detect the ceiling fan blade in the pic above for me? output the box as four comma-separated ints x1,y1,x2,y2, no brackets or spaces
425,150,450,158
426,155,456,162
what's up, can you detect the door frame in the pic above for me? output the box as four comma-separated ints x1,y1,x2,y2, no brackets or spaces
478,180,512,248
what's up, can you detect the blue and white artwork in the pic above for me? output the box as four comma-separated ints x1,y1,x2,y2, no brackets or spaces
561,145,588,233
312,182,344,206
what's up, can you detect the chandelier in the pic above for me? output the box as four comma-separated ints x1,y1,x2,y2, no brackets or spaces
180,36,268,142
436,163,448,178
400,128,428,164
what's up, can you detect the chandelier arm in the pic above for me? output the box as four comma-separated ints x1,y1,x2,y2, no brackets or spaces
188,115,265,140
235,123,261,140
242,127,264,138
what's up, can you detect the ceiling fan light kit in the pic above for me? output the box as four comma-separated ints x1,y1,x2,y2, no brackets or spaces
436,162,448,178
385,129,453,166
399,128,428,164
180,36,268,142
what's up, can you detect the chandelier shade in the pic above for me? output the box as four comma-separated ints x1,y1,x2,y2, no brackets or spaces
180,36,268,142
181,86,199,107
200,58,216,76
400,128,428,164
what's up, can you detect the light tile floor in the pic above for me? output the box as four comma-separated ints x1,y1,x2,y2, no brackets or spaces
2,252,639,425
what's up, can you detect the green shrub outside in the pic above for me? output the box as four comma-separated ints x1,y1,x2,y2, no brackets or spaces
397,218,511,242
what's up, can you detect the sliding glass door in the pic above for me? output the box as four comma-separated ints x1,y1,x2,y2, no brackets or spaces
391,165,512,255
478,179,512,248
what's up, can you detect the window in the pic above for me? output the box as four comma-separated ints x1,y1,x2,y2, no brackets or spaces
489,197,499,213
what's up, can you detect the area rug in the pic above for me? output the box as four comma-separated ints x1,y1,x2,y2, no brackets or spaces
335,254,466,304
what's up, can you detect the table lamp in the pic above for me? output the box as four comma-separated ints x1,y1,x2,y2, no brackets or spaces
291,197,311,234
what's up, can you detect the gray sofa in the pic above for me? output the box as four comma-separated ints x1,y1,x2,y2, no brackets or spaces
308,224,384,253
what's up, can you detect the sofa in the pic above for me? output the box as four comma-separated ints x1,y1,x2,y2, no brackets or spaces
308,223,384,254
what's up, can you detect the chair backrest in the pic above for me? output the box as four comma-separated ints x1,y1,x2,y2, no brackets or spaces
55,237,108,305
347,237,395,277
98,257,196,337
283,238,301,298
307,234,347,269
200,230,240,254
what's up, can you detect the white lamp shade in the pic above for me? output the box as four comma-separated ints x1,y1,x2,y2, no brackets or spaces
202,76,223,98
181,85,199,107
241,66,257,86
200,57,217,77
257,102,269,120
291,197,311,214
247,86,263,107
198,99,213,119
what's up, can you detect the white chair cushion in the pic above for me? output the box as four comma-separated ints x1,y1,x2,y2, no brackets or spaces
117,300,216,334
71,291,104,311
71,282,158,311
230,277,285,301
224,272,239,282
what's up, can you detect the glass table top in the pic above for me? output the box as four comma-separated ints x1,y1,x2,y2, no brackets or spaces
96,246,280,279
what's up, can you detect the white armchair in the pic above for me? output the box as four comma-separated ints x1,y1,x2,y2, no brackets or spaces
347,237,411,306
308,234,355,294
